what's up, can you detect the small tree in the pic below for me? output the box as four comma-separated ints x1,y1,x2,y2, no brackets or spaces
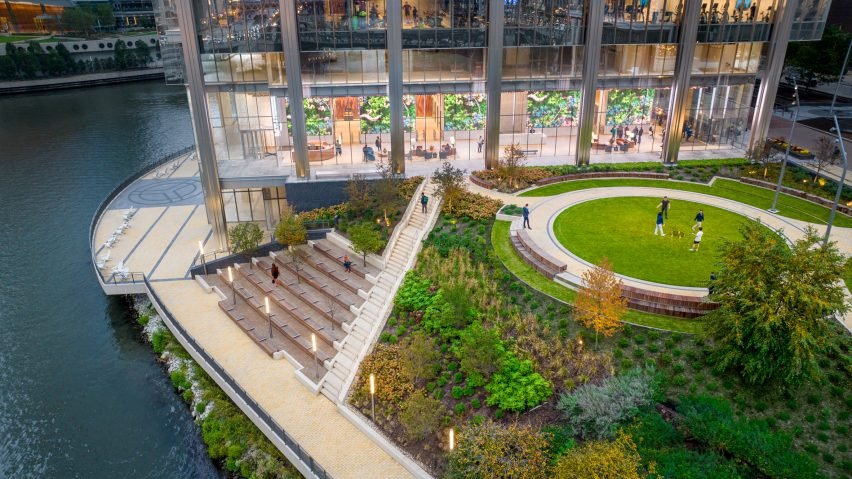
349,222,385,267
400,331,440,384
812,136,839,183
706,223,848,386
431,161,467,211
275,206,307,282
374,161,400,229
344,174,371,214
134,40,152,67
574,258,627,347
398,390,447,441
228,222,264,269
497,144,528,190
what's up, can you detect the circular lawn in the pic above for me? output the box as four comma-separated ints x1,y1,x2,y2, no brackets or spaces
553,197,760,287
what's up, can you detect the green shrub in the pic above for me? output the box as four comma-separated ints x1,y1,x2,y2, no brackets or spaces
557,368,657,440
678,395,821,479
451,386,465,399
485,353,552,412
454,403,466,415
398,390,447,441
152,329,167,354
447,422,551,479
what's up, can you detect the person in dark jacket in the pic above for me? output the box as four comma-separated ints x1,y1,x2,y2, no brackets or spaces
693,209,704,231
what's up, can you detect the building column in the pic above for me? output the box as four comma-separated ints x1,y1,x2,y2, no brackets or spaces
386,0,405,175
748,0,796,153
174,0,228,250
484,0,505,170
279,0,310,179
662,0,702,164
574,0,604,166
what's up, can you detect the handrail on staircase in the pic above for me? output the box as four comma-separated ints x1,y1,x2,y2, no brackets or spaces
382,176,428,267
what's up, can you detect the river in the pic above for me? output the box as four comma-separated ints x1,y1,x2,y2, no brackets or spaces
0,81,221,478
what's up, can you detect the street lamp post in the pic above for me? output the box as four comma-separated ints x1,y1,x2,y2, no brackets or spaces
199,240,207,275
311,333,318,379
769,83,800,213
369,373,376,421
228,266,236,305
265,296,272,340
825,115,849,245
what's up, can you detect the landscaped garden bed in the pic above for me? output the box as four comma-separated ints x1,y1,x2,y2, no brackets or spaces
348,184,852,478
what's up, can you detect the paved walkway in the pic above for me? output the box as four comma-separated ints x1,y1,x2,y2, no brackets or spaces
471,179,852,330
153,280,414,479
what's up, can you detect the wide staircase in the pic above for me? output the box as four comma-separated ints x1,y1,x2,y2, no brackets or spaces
318,180,440,403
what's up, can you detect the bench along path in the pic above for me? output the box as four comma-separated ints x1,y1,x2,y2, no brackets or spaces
319,181,441,403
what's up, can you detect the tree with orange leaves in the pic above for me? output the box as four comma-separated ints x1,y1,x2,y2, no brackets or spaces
575,258,627,347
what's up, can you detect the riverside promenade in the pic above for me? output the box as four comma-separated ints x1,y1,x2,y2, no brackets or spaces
90,151,422,479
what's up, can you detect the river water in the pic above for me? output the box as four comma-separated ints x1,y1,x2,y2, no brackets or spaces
0,82,220,478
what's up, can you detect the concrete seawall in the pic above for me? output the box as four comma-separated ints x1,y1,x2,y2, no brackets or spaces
0,69,165,95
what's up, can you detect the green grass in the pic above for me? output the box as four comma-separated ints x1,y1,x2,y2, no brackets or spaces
554,197,758,287
491,220,704,334
0,35,43,43
520,178,852,227
845,258,852,292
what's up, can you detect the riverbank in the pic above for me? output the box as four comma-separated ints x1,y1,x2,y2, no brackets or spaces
129,295,302,479
0,68,164,94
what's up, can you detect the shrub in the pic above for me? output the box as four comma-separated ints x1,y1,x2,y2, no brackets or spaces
471,398,481,409
152,329,167,354
451,386,465,400
442,190,503,221
454,403,466,415
398,390,447,441
557,368,657,440
485,353,552,412
678,395,821,479
353,344,413,404
554,432,644,479
447,422,551,479
395,271,434,313
454,321,506,387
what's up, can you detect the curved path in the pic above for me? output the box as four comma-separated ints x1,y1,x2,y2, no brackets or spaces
472,179,852,331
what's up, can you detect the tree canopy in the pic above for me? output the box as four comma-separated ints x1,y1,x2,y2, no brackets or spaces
706,223,848,386
785,26,852,88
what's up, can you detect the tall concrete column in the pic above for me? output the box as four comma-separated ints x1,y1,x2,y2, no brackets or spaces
748,0,796,153
662,0,702,164
574,0,603,166
280,0,310,179
484,0,505,170
175,0,228,250
386,0,405,175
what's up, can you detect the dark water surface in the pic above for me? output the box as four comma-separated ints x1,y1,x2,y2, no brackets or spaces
0,82,220,478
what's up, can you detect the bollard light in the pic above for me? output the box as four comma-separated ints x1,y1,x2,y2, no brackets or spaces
228,266,236,304
312,333,319,379
265,296,272,339
449,428,455,451
199,240,207,275
369,373,376,421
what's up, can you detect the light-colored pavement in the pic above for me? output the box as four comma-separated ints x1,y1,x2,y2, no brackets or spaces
153,280,414,479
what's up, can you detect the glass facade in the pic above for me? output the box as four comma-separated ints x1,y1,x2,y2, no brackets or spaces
156,0,832,182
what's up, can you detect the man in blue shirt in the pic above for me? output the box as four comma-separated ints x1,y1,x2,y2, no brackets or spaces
522,204,531,229
654,211,665,236
693,209,704,231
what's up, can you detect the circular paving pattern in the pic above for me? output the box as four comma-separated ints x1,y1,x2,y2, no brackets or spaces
126,179,203,206
552,196,760,287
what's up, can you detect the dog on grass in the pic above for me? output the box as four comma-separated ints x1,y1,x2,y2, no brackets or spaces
670,229,685,239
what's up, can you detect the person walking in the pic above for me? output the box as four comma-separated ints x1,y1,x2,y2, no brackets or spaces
335,138,342,157
654,211,665,236
635,126,643,145
708,271,717,295
343,255,352,273
403,1,411,18
690,227,704,251
477,136,484,153
362,144,370,162
610,125,617,141
271,263,280,286
657,196,670,219
421,193,428,213
522,204,531,229
375,136,382,151
692,209,704,231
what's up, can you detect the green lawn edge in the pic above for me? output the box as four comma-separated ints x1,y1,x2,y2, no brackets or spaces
519,177,852,228
490,220,705,334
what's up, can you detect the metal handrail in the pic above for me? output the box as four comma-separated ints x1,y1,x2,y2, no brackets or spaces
89,145,195,284
382,176,427,267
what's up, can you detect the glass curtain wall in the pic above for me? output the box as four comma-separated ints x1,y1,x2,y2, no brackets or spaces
222,187,288,231
678,82,753,152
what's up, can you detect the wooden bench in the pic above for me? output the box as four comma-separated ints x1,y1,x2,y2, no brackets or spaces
516,229,567,273
535,171,669,186
621,285,717,319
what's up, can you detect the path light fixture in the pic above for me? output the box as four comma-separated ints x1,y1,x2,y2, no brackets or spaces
199,240,207,275
769,82,800,214
826,116,849,245
265,296,272,339
369,373,376,421
228,266,236,304
449,428,455,451
312,333,319,379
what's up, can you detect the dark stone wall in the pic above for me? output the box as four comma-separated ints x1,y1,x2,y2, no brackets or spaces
284,181,349,212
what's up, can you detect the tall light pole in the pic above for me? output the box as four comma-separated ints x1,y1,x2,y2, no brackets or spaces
769,82,800,213
825,115,849,245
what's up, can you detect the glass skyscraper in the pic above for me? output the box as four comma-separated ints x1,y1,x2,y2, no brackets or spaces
152,0,832,247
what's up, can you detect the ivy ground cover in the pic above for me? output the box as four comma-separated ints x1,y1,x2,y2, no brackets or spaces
553,197,761,287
